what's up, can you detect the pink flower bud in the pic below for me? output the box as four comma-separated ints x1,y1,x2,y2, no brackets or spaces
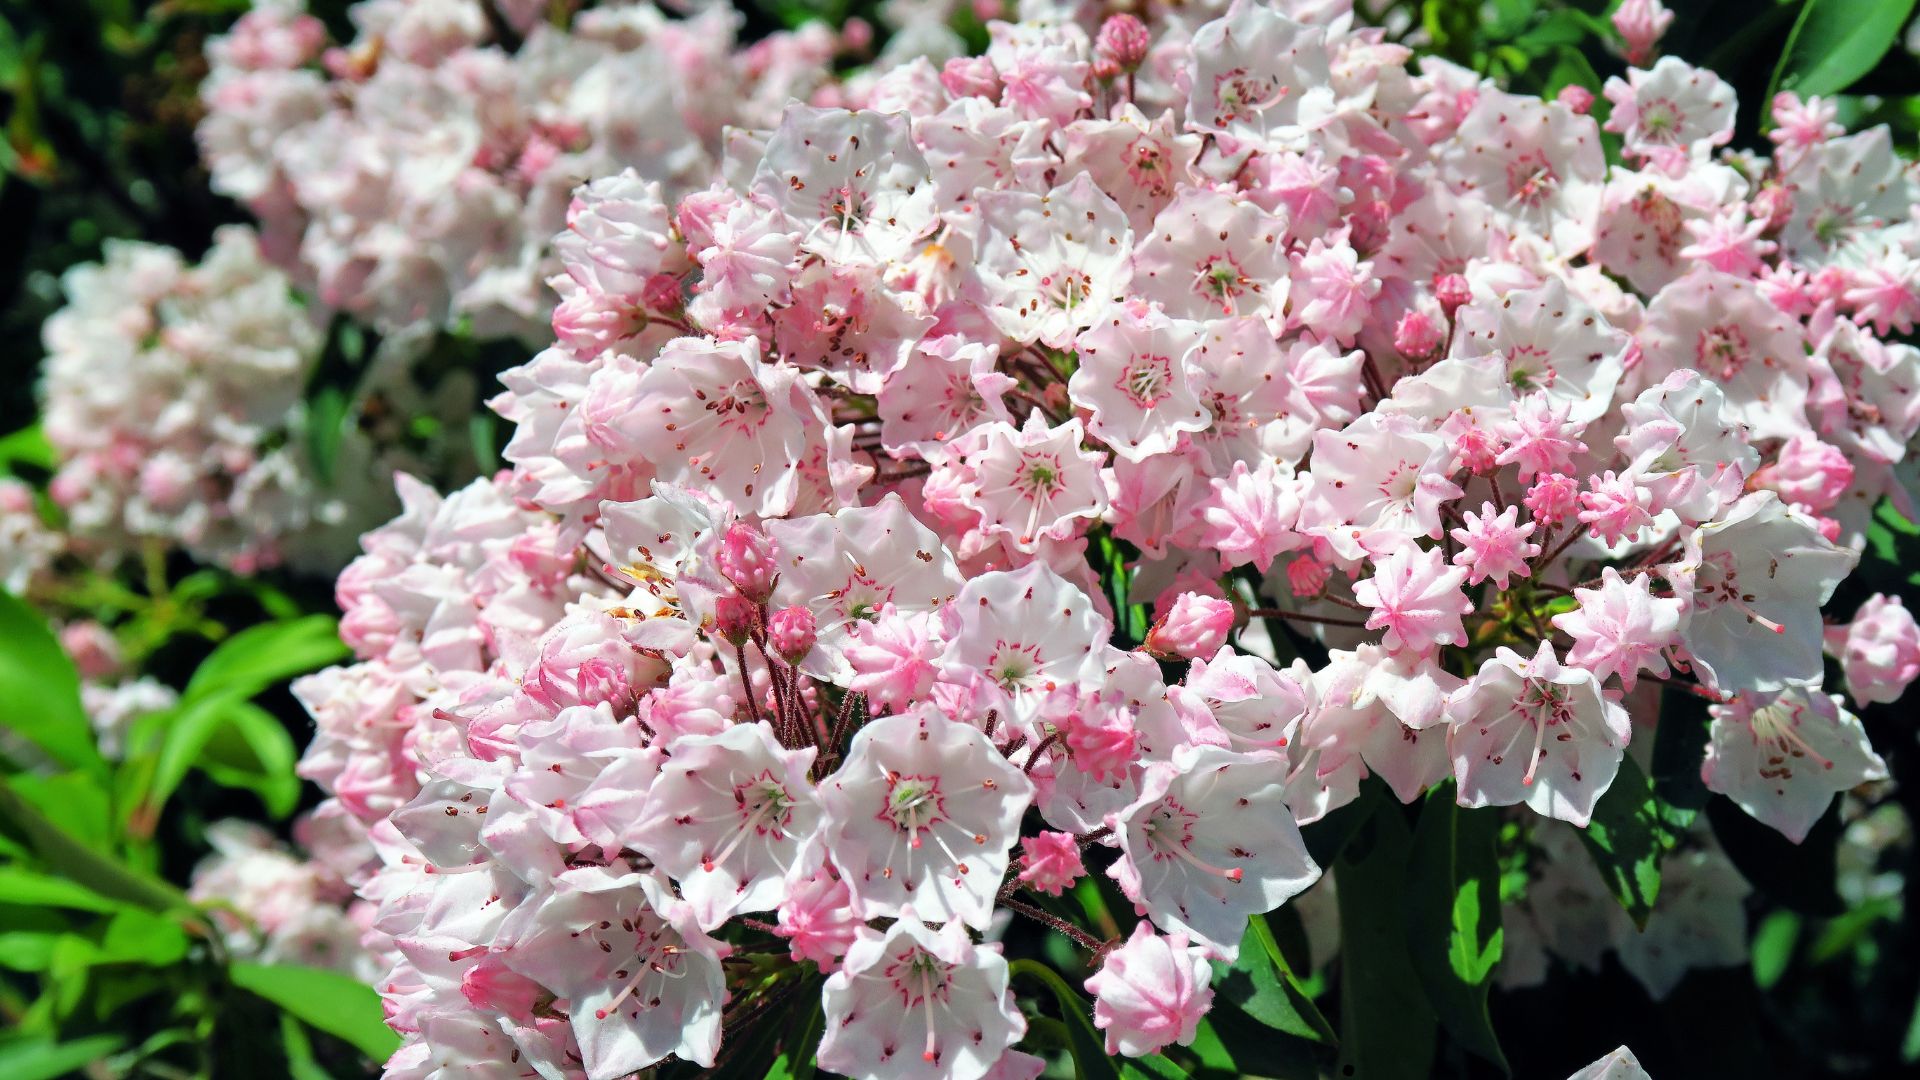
1145,592,1235,661
641,272,684,315
1393,309,1444,359
1433,272,1472,316
1613,0,1673,65
1095,15,1150,75
716,520,777,603
1751,184,1794,234
1524,472,1581,525
60,621,123,681
841,17,873,53
1062,702,1138,782
1017,831,1085,896
1085,922,1214,1058
1752,436,1854,513
1286,555,1331,598
1556,84,1595,114
1830,594,1920,705
940,55,1000,100
767,605,818,664
714,595,757,646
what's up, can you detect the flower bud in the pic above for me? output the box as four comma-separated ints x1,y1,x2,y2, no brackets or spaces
641,272,685,315
1393,309,1444,360
1433,272,1472,317
1017,831,1085,896
1285,556,1331,598
1556,84,1595,115
713,595,757,646
1524,472,1581,525
716,520,777,603
1095,15,1150,75
767,605,818,664
1145,593,1235,661
940,55,1000,100
1612,0,1673,65
1085,922,1214,1058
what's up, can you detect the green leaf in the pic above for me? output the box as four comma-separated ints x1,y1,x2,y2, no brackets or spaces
764,982,825,1080
0,777,187,914
1774,0,1920,98
195,700,302,818
94,908,190,967
1574,754,1692,929
1751,909,1801,990
0,867,129,913
1214,916,1336,1044
230,962,401,1062
304,385,351,487
0,1034,124,1080
0,591,105,775
0,423,54,473
1333,801,1437,1080
280,1013,335,1080
184,614,347,702
1404,791,1507,1072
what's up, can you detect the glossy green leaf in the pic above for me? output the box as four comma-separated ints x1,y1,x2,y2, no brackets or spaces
1404,791,1507,1073
94,908,190,967
0,591,105,775
0,423,53,473
1214,915,1336,1045
1333,800,1436,1080
0,777,186,914
1751,909,1801,990
0,867,128,913
1774,0,1920,99
0,1033,124,1080
183,613,347,702
1574,754,1692,929
230,962,401,1062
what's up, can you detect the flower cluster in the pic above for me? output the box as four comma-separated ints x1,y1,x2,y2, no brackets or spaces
198,0,868,341
38,226,365,572
188,819,381,981
291,1,1920,1075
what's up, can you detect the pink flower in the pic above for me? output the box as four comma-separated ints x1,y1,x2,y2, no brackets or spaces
1552,568,1683,691
1449,503,1541,590
1751,437,1854,513
1084,922,1214,1057
1353,545,1472,656
777,864,861,972
1146,593,1235,661
1017,831,1086,896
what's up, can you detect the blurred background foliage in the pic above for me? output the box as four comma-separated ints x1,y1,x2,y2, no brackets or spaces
3,1,1920,1078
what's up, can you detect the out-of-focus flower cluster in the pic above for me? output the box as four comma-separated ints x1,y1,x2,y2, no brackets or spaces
188,819,383,982
37,226,368,573
198,0,872,341
283,0,1920,1075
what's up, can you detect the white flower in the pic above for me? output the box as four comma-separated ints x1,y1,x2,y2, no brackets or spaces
1672,492,1857,694
818,917,1025,1080
817,708,1033,930
1446,642,1631,827
1108,745,1320,958
1704,688,1889,843
630,722,822,929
